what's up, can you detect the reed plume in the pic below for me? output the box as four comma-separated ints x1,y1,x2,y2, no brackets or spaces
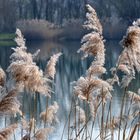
33,127,53,140
83,4,102,34
21,117,54,140
106,117,121,130
0,89,21,116
128,91,140,104
0,67,6,87
75,106,86,124
75,4,112,120
6,29,61,140
78,4,105,70
21,117,29,131
45,53,62,79
40,101,59,124
113,19,140,139
7,29,50,96
0,123,18,140
21,117,36,138
74,77,112,102
117,19,140,87
70,5,113,140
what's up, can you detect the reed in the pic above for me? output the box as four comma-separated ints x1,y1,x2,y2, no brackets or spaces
0,28,61,140
0,123,18,140
0,4,140,140
66,4,140,140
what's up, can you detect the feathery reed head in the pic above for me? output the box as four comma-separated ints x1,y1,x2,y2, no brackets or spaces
0,123,18,140
10,47,33,64
8,29,50,95
121,25,140,48
11,29,39,64
0,67,6,87
87,65,106,77
7,62,50,95
45,52,62,79
15,28,26,48
78,4,105,75
33,128,54,140
84,4,102,34
106,117,121,130
78,32,105,63
40,101,59,124
0,89,21,116
117,19,140,87
128,91,140,104
74,77,112,102
75,106,86,124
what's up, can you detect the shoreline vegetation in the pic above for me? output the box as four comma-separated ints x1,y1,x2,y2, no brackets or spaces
16,18,128,40
16,19,128,40
0,34,16,46
0,17,128,44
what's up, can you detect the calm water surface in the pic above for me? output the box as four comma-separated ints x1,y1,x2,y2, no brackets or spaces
0,40,139,139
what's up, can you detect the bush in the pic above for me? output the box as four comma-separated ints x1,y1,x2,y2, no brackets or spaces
16,19,85,40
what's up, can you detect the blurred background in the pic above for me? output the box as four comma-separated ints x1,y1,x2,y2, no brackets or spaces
0,0,140,40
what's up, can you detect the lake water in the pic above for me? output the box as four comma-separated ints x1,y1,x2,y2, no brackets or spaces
0,40,139,139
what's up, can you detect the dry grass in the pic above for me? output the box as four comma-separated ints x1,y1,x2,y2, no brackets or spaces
40,101,59,124
16,19,84,40
66,4,140,140
0,4,140,140
0,28,61,140
0,123,18,140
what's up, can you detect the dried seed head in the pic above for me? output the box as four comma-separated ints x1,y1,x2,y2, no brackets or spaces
76,106,86,124
121,26,140,48
128,91,140,104
45,52,62,79
0,123,18,140
0,89,21,116
0,67,6,87
84,4,102,34
8,29,50,96
40,101,59,124
33,127,54,140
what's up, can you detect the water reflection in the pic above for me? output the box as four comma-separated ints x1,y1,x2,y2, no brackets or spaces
0,40,139,139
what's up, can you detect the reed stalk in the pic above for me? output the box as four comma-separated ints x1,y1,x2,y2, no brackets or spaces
101,87,105,140
85,102,88,139
74,97,77,137
128,114,137,139
44,96,49,128
75,116,91,138
67,96,74,140
110,106,113,140
28,95,31,138
61,116,68,140
34,93,37,134
118,87,127,140
122,98,133,139
137,112,140,140
111,117,114,140
129,124,138,140
90,101,101,140
21,92,25,139
105,100,112,136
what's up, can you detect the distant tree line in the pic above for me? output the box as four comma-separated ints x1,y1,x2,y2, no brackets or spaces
0,0,140,32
